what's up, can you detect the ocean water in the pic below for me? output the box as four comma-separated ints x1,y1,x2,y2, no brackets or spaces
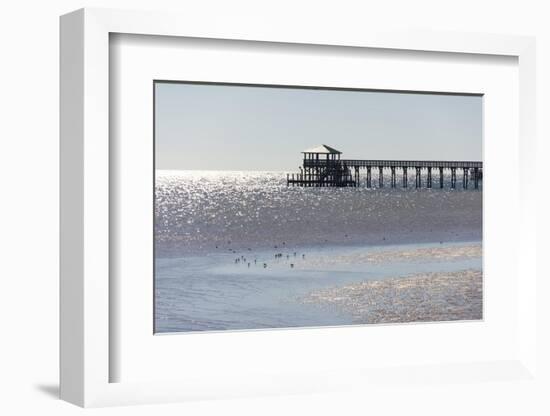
155,170,483,333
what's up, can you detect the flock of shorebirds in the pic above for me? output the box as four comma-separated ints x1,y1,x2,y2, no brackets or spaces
209,228,456,271
233,251,305,269
216,230,443,270
214,240,307,269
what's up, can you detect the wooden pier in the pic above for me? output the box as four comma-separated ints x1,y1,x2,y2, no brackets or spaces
286,145,483,189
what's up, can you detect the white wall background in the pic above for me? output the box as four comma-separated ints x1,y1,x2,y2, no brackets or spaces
0,1,548,415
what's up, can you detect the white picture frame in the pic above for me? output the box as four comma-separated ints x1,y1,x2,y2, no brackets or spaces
60,7,537,408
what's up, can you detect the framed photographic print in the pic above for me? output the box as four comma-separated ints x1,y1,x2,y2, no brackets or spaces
60,8,538,408
153,81,483,334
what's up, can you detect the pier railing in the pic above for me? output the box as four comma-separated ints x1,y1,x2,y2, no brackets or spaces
304,159,483,169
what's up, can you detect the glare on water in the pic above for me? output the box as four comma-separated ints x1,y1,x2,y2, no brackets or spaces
155,170,482,257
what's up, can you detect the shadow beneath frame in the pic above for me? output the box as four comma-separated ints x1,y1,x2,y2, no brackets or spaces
34,383,59,399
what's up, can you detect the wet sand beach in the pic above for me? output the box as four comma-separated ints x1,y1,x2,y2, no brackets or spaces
293,243,482,269
303,269,482,324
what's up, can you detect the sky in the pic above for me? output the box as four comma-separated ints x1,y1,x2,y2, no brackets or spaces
155,82,482,171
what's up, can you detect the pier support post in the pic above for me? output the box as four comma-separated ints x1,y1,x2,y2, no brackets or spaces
378,166,384,188
366,167,371,188
451,167,456,189
415,167,421,188
403,167,408,188
427,167,432,188
354,166,360,187
315,154,320,187
439,167,444,188
463,168,469,189
474,168,479,189
391,167,396,188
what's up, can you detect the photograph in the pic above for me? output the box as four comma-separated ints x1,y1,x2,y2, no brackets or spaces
154,81,483,333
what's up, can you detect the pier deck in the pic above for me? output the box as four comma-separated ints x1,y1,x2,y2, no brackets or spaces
287,145,482,189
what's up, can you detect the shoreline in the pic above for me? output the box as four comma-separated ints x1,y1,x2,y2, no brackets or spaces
155,235,482,260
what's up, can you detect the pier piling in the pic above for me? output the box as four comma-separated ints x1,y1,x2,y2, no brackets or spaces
451,167,457,189
367,166,372,188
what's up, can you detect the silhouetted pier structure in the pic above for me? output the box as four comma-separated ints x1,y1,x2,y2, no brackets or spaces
286,145,483,189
